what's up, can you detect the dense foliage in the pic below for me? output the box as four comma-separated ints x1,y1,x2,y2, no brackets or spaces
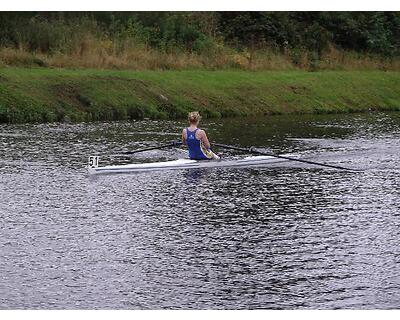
0,12,399,70
1,12,399,55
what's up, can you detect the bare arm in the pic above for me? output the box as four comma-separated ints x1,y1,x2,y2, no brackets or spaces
198,130,211,149
182,128,187,145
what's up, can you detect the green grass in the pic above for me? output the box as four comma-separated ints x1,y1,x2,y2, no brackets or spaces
0,67,400,123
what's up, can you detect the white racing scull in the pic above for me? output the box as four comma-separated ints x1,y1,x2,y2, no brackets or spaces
88,155,290,175
87,141,359,175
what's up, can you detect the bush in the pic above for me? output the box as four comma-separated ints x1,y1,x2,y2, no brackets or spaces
0,12,399,71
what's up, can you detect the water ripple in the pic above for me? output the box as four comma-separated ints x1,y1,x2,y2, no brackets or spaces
1,112,400,309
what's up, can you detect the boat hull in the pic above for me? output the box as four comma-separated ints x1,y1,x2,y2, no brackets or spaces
88,156,289,175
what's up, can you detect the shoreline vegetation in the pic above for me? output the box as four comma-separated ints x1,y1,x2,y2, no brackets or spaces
0,68,399,123
0,12,399,123
1,12,399,72
0,12,400,71
3,46,400,72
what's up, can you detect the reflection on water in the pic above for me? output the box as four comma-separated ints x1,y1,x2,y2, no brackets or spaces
0,112,400,309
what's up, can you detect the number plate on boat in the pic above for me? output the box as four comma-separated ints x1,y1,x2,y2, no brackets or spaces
88,156,99,168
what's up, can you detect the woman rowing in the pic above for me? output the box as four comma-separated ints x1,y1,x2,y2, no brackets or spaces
182,111,219,160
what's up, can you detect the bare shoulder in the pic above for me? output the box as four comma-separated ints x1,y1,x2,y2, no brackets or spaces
196,129,206,138
182,128,187,136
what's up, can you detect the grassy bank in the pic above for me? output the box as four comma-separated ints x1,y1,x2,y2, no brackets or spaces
0,67,400,123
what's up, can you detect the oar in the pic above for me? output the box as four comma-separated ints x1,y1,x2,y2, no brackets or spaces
121,140,182,155
213,143,361,172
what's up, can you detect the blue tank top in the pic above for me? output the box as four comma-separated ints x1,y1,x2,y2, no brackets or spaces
186,128,211,160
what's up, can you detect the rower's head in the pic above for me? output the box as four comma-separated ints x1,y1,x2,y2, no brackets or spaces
188,111,201,126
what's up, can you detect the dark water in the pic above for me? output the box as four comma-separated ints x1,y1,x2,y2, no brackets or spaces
1,112,399,309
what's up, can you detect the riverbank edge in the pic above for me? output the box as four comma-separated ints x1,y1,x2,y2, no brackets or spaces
0,68,399,123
